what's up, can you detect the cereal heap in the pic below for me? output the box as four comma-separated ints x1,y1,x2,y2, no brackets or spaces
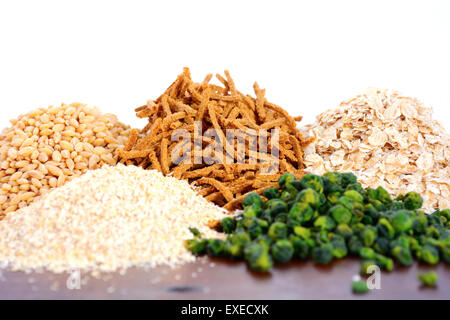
119,68,308,209
0,164,226,273
301,88,450,212
0,103,130,217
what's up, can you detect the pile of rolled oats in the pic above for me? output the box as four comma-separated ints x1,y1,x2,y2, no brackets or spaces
301,88,449,212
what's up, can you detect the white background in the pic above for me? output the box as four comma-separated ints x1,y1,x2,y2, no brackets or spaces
0,0,449,131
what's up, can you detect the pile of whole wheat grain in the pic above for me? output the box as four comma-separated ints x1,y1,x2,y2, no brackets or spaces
0,103,130,217
301,88,449,212
0,164,226,273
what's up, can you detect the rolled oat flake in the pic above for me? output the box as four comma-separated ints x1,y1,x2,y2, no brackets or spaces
301,88,449,212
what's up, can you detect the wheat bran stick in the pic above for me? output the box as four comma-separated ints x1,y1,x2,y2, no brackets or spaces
137,107,156,119
228,119,252,133
156,73,182,103
140,122,154,135
227,107,240,121
168,137,190,164
264,109,275,123
240,93,256,112
216,113,232,128
281,147,297,163
210,94,241,102
224,70,237,95
168,75,184,98
254,173,279,182
137,156,150,168
196,177,234,202
209,84,228,95
259,118,285,130
187,83,203,102
205,192,224,203
203,73,213,84
301,136,314,148
197,186,216,197
148,149,162,171
234,118,257,132
160,138,170,174
253,82,267,121
146,130,174,149
208,106,227,148
169,98,197,115
197,87,211,121
209,169,231,179
169,121,184,130
161,95,172,117
162,111,186,131
229,176,255,191
264,101,298,132
215,73,230,92
223,184,277,210
230,181,254,195
178,79,190,99
182,164,221,179
124,129,139,151
289,136,304,169
135,118,163,150
222,102,235,118
284,159,299,173
172,162,193,179
118,149,152,160
252,179,279,189
135,104,147,112
238,103,259,129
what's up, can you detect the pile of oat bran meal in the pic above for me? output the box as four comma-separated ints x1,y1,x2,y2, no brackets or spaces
0,164,226,273
119,68,309,210
301,88,449,212
0,103,130,218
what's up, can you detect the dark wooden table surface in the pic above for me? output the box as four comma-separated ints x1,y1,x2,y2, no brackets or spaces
0,258,448,300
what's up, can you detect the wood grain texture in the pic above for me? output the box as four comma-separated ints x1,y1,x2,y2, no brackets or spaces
0,258,448,300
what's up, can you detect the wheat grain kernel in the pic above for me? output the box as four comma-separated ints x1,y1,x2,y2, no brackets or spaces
52,151,62,162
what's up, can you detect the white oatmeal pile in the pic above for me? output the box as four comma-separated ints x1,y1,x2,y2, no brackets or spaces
0,164,227,273
301,88,449,212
